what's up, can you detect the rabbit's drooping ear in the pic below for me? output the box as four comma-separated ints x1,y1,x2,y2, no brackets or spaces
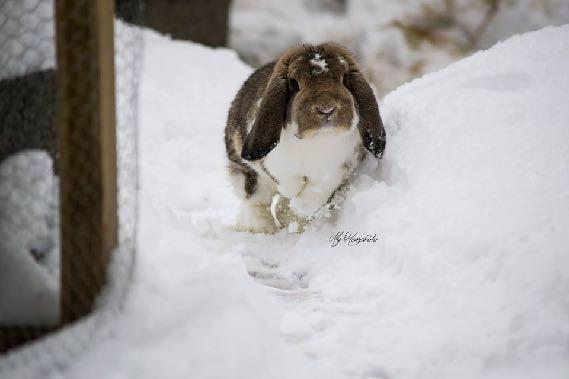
345,71,386,158
241,74,290,161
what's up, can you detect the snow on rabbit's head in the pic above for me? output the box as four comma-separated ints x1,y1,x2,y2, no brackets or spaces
241,42,385,161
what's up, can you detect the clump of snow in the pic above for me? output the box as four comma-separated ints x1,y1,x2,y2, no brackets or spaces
0,150,59,326
310,52,329,73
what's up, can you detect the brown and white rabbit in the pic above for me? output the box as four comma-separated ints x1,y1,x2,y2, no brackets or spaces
225,42,386,233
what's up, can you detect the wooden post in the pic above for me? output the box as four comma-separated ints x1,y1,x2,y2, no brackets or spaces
56,0,118,323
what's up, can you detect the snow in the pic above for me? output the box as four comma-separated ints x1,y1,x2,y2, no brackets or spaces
2,22,569,379
0,151,59,325
309,53,329,73
0,0,55,79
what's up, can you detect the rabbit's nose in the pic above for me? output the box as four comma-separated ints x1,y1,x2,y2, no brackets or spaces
316,105,336,115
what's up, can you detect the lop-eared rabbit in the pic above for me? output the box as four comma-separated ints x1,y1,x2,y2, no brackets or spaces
225,42,386,233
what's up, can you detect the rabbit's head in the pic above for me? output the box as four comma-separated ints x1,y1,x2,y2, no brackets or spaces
242,42,385,161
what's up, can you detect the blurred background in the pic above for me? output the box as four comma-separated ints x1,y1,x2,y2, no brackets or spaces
119,0,569,94
119,0,569,95
228,0,569,94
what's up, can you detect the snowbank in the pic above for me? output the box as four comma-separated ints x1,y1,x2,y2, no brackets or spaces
299,24,569,378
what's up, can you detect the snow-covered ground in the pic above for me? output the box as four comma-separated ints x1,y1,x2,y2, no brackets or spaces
2,22,569,379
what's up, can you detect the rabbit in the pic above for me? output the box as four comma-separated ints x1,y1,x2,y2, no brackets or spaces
224,42,386,234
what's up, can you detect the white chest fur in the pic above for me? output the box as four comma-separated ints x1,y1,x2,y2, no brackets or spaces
262,124,361,216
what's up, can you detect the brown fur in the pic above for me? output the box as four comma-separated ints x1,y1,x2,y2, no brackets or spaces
224,42,386,200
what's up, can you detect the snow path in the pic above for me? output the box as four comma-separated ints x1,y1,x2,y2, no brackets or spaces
29,26,569,379
131,27,569,379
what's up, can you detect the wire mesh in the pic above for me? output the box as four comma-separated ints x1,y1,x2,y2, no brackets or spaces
0,0,60,331
0,0,143,374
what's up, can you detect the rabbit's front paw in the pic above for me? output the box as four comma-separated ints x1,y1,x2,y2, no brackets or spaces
235,202,278,234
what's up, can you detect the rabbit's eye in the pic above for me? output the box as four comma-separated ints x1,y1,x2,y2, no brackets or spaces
289,78,300,92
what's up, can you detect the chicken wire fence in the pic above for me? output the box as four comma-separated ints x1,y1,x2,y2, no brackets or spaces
0,0,143,373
